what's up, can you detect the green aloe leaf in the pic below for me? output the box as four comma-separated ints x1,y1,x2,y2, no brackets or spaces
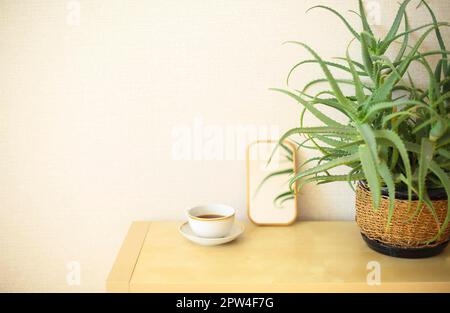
430,118,448,142
375,129,413,205
334,57,366,72
374,55,402,80
254,168,294,199
359,144,381,209
435,59,443,85
419,0,448,74
363,99,429,122
280,126,357,140
416,53,440,105
417,138,435,213
269,126,357,166
356,123,379,164
270,88,345,127
296,90,349,115
346,40,366,105
407,72,419,99
394,50,450,67
382,111,417,128
387,22,444,49
306,5,360,40
437,148,450,160
285,41,357,117
360,32,374,79
297,173,365,191
379,0,412,53
358,0,375,47
334,140,363,154
373,24,450,102
436,91,450,106
429,161,450,238
273,191,295,208
314,134,347,147
378,161,396,229
302,78,372,94
298,157,322,171
286,60,367,85
437,133,450,148
394,12,410,63
413,117,435,135
347,166,363,191
398,175,440,229
289,153,360,189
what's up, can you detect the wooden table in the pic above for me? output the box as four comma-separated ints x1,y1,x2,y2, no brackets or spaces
106,221,450,292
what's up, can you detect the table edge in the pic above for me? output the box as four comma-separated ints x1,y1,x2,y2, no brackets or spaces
128,281,450,293
106,221,151,292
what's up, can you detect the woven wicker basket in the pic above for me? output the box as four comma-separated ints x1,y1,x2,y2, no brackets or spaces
355,183,450,248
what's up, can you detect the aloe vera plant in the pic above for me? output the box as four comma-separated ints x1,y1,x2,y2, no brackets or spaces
268,0,450,239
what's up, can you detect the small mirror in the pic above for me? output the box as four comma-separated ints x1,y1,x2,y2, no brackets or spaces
246,140,298,225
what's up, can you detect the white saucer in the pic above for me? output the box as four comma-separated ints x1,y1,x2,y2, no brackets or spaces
179,222,244,246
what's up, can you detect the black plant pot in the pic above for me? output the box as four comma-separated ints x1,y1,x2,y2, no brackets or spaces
361,233,449,259
357,182,449,259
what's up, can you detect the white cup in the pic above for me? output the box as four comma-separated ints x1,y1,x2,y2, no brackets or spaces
186,204,235,238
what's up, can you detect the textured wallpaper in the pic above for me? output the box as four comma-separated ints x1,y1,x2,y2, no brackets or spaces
0,0,449,291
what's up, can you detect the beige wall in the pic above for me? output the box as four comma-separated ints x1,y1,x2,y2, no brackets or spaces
0,0,448,292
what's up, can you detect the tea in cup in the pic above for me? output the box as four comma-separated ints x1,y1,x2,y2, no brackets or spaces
186,204,235,238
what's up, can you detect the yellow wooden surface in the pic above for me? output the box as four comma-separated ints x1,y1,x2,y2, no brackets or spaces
107,221,450,293
106,221,150,292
